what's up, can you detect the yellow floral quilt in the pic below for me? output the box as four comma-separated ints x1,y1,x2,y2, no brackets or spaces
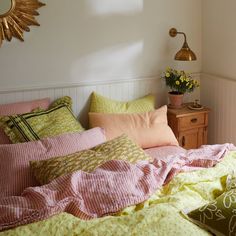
2,151,236,236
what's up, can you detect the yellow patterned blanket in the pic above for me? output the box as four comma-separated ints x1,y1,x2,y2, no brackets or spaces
2,151,236,236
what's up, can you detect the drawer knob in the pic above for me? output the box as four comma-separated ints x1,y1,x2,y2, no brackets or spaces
191,118,198,123
182,136,185,147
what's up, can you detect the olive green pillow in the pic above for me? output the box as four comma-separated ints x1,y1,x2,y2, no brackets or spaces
90,92,155,113
30,134,152,185
2,97,84,143
50,96,73,109
186,181,236,236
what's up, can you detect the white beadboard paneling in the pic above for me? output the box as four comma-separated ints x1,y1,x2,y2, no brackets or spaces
201,73,236,145
0,74,200,128
0,77,163,128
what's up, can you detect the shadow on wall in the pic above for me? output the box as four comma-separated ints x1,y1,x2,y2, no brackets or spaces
39,0,176,84
66,0,199,83
0,0,201,98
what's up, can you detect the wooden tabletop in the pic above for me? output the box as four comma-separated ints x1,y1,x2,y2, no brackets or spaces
167,103,211,118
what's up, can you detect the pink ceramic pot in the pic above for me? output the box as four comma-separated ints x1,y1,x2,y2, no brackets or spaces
168,92,184,109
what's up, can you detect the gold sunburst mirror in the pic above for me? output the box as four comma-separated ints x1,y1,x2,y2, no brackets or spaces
0,0,45,47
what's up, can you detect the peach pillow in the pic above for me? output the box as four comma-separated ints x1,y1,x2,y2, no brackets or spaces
0,98,50,144
89,105,179,149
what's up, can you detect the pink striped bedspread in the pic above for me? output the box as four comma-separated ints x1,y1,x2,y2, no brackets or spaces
0,143,235,232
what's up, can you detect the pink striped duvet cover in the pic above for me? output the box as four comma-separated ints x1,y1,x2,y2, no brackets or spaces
0,128,106,198
0,143,235,232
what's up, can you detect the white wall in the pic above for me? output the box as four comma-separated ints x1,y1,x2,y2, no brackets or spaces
201,0,236,144
201,74,236,144
202,0,236,80
0,0,202,91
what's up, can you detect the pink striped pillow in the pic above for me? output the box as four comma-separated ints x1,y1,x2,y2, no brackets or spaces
0,98,50,144
0,128,106,198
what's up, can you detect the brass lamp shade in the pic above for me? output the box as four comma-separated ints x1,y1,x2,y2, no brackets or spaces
175,42,197,61
169,28,197,61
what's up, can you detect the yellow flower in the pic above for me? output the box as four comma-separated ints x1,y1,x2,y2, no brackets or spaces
186,78,190,82
166,67,171,72
180,76,184,82
165,72,170,78
176,81,180,85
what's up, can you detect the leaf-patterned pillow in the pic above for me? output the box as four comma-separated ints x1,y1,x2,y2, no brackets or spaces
30,134,152,185
186,187,236,236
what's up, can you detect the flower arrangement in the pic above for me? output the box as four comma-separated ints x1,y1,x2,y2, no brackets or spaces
161,68,199,94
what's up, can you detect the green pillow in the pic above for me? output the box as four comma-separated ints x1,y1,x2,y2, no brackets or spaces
186,180,236,236
30,134,152,185
2,97,84,143
50,96,73,109
90,92,155,113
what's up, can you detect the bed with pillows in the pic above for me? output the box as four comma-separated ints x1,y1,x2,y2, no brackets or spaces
0,93,235,236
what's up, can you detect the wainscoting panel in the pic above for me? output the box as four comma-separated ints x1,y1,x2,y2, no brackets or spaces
201,73,236,144
0,77,166,128
0,74,200,128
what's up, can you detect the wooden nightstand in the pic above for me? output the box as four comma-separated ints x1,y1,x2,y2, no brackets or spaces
167,104,210,149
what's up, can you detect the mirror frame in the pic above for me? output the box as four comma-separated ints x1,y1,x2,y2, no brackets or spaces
0,0,16,18
0,0,45,47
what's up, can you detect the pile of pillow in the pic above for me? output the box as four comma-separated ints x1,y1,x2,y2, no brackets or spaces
0,92,178,148
0,92,178,198
0,96,84,143
89,92,178,149
0,128,106,197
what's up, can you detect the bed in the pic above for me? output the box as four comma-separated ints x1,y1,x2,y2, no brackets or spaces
1,147,236,236
0,79,235,236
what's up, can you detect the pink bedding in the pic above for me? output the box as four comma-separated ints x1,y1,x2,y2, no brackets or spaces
0,128,106,198
145,145,186,160
0,143,235,232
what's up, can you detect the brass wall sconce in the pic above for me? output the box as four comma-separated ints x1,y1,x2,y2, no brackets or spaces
0,0,45,47
169,28,197,61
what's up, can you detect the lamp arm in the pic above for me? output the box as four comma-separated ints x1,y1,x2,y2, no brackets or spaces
176,31,187,43
169,28,187,43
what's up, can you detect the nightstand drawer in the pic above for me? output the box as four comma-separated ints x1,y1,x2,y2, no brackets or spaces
179,113,205,130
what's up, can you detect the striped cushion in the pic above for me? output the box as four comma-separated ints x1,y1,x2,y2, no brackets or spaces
2,104,84,143
30,135,152,185
0,128,106,197
50,96,73,109
0,98,50,144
